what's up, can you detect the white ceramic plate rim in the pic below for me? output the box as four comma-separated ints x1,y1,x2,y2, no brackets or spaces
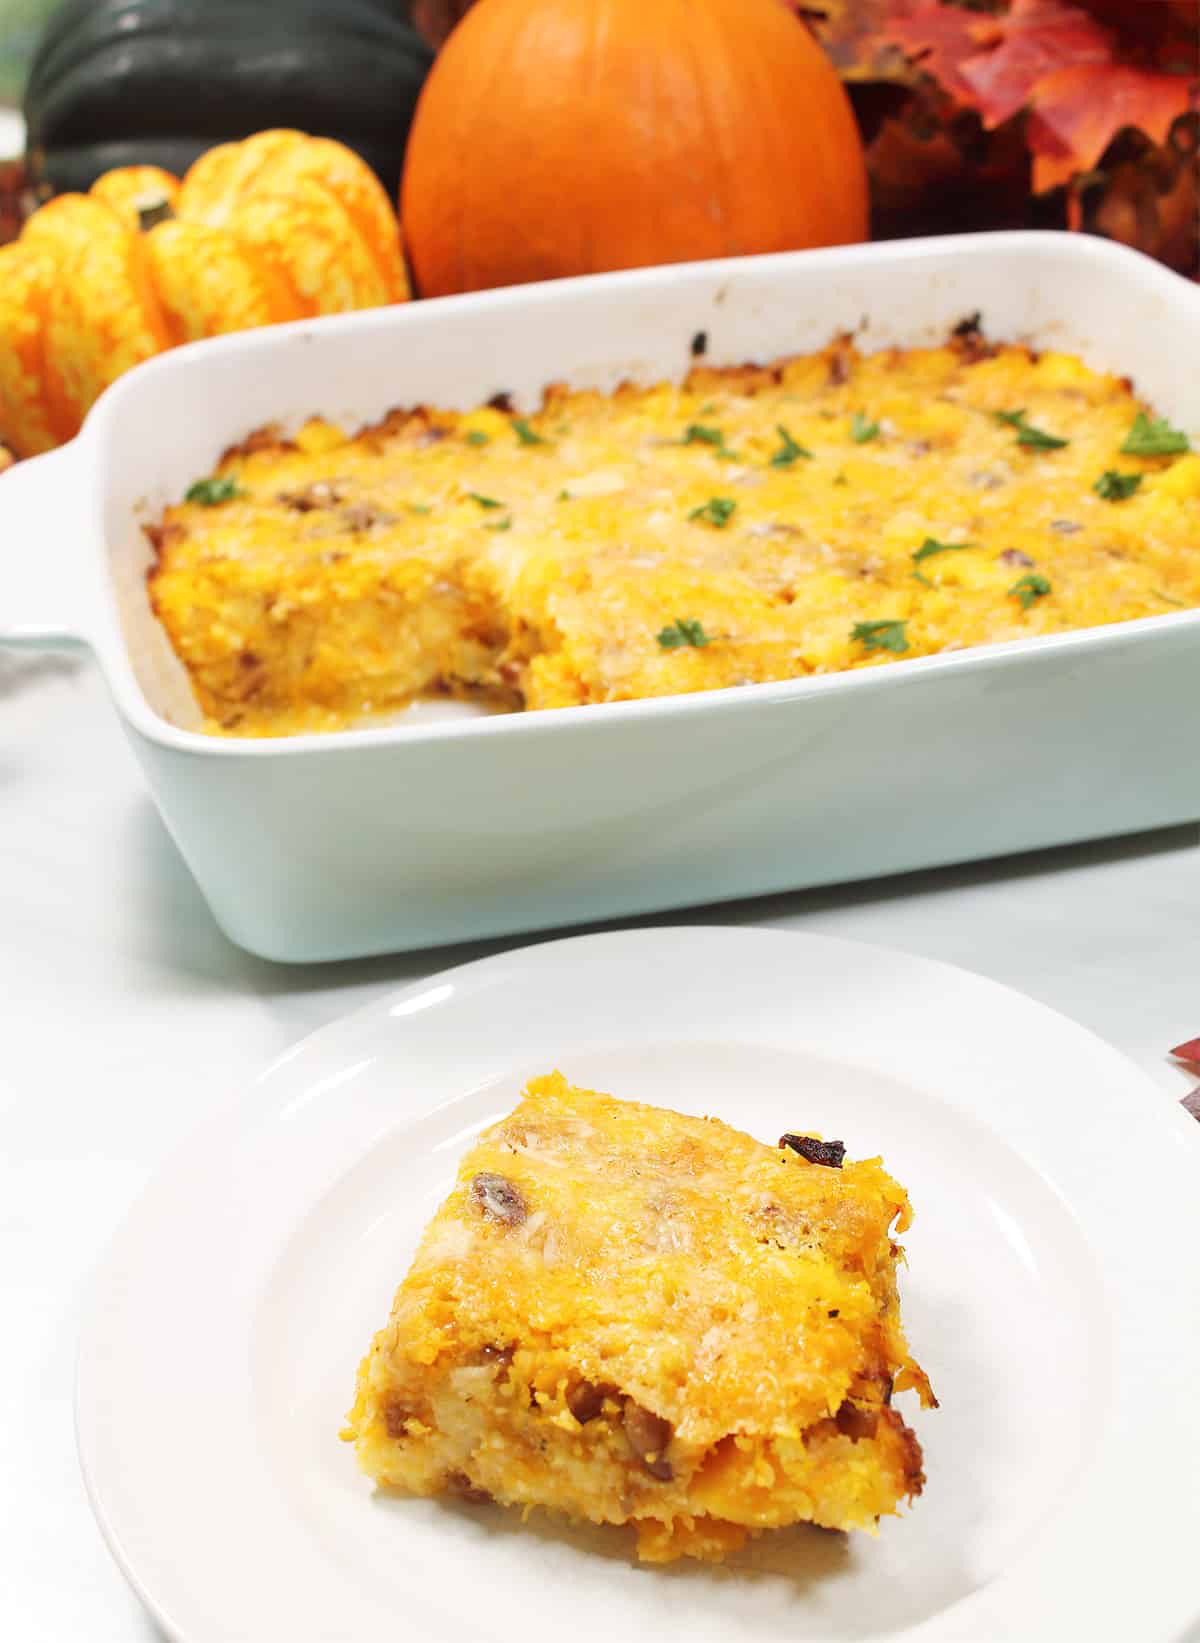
76,926,1200,1642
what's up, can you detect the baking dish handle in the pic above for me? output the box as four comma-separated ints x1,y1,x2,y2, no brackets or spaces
0,445,94,650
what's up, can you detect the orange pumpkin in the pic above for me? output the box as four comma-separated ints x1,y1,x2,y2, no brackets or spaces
401,0,868,298
0,130,409,458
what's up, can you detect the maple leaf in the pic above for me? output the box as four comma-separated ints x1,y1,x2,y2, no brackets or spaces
1028,65,1196,190
957,0,1112,127
883,0,1198,193
882,2,1004,102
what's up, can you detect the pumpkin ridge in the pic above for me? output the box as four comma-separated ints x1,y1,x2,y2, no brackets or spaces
0,244,60,455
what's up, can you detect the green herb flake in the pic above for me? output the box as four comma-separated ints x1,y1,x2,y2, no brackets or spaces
994,408,1068,450
483,516,513,532
1093,469,1143,502
512,417,549,447
769,424,813,468
1156,589,1187,608
912,536,972,565
851,619,909,654
1009,572,1052,611
832,471,849,487
466,490,504,509
657,617,710,650
556,489,570,501
850,412,880,444
1120,411,1190,458
681,423,737,458
465,430,490,447
688,496,737,528
185,475,241,505
912,570,934,588
406,502,433,515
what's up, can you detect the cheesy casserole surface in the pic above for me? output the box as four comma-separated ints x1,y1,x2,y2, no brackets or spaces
147,330,1200,736
344,1073,935,1564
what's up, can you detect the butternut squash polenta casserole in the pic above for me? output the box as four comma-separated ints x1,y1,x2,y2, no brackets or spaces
147,327,1199,735
343,1073,935,1565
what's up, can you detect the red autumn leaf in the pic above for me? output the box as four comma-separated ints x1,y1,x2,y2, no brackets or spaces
1171,1036,1200,1063
1029,64,1195,191
883,2,1003,104
957,0,1112,128
884,0,1198,192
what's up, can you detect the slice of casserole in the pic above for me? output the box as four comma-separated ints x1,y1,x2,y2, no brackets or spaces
344,1072,935,1564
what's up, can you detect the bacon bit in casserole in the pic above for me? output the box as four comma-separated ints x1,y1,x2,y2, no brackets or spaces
382,1397,414,1438
277,481,343,511
220,424,294,463
567,1379,617,1423
779,1134,846,1168
471,1171,527,1226
999,548,1035,567
446,1472,492,1504
341,504,396,533
950,312,992,363
827,345,853,387
622,1399,673,1479
835,1402,879,1441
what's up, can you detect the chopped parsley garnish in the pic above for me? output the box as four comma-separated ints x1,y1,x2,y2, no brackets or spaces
406,502,433,515
185,475,240,505
912,536,972,564
681,423,737,458
466,490,504,509
769,424,813,468
688,496,737,528
512,417,548,446
994,408,1068,450
851,619,909,654
1093,469,1143,502
657,617,710,650
1009,572,1052,610
483,516,512,532
1120,411,1190,457
850,412,880,444
465,430,490,446
832,470,849,487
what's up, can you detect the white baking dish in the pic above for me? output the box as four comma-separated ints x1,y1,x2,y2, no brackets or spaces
2,231,1197,962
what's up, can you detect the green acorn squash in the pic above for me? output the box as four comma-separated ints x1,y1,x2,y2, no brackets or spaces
23,0,434,199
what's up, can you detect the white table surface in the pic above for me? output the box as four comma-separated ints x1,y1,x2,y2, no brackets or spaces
3,650,1197,1642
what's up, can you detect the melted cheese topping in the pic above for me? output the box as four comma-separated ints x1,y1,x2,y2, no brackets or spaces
148,338,1200,736
344,1073,934,1563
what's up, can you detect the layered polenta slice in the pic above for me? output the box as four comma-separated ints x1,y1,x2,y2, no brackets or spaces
344,1072,935,1564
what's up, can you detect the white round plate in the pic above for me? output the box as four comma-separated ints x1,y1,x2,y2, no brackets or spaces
77,927,1200,1643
